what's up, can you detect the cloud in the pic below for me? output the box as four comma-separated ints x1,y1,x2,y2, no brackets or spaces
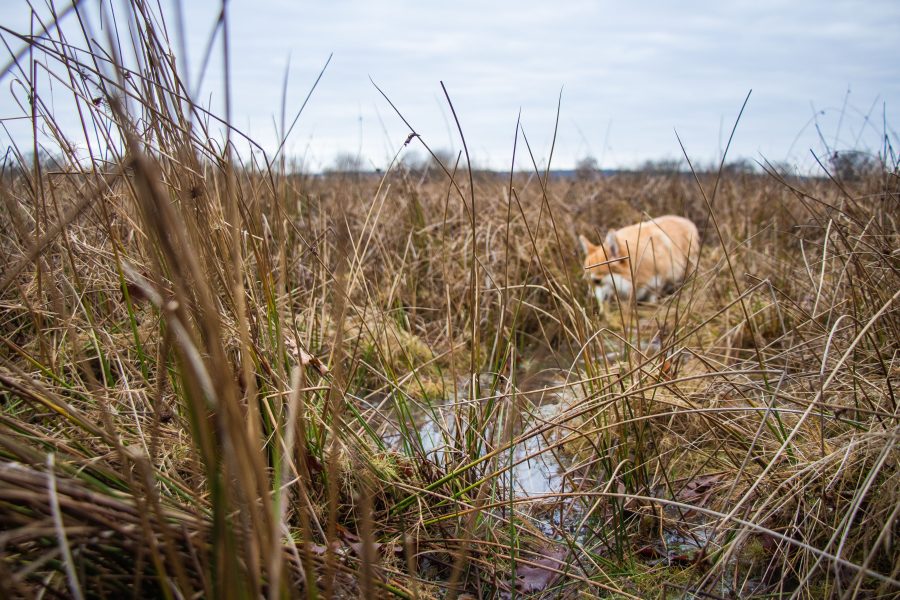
2,0,897,170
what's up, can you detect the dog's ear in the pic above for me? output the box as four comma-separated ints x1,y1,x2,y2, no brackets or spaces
578,234,595,255
604,230,620,258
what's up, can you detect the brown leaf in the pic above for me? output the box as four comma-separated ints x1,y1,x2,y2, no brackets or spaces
678,473,725,507
123,280,149,304
512,547,567,594
284,335,329,376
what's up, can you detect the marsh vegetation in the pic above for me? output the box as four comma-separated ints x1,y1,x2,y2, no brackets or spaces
1,4,898,598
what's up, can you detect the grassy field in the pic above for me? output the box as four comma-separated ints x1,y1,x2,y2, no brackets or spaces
1,4,899,599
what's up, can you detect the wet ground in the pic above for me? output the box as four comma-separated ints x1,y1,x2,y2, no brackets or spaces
377,329,770,597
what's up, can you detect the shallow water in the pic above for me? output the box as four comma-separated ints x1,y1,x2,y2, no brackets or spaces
400,400,567,498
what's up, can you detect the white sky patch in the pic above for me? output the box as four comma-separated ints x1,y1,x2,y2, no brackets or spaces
2,0,898,172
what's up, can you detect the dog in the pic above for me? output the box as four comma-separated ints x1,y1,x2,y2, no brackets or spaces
578,215,699,304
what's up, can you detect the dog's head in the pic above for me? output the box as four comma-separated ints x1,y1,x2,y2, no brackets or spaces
578,231,632,303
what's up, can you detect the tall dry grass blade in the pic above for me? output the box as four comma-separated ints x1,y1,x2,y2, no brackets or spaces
46,453,84,600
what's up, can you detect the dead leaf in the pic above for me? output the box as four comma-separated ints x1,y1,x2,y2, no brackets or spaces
510,546,567,594
678,473,725,507
284,335,329,376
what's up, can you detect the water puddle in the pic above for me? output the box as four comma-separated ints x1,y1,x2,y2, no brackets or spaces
379,362,732,581
413,415,564,497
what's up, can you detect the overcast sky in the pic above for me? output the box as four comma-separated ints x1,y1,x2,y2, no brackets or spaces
2,0,898,171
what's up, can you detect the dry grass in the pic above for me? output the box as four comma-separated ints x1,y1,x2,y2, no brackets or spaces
1,3,898,599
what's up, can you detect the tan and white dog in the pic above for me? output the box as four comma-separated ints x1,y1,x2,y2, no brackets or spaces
579,215,699,304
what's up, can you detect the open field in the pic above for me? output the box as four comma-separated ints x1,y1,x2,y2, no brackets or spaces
1,5,899,599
